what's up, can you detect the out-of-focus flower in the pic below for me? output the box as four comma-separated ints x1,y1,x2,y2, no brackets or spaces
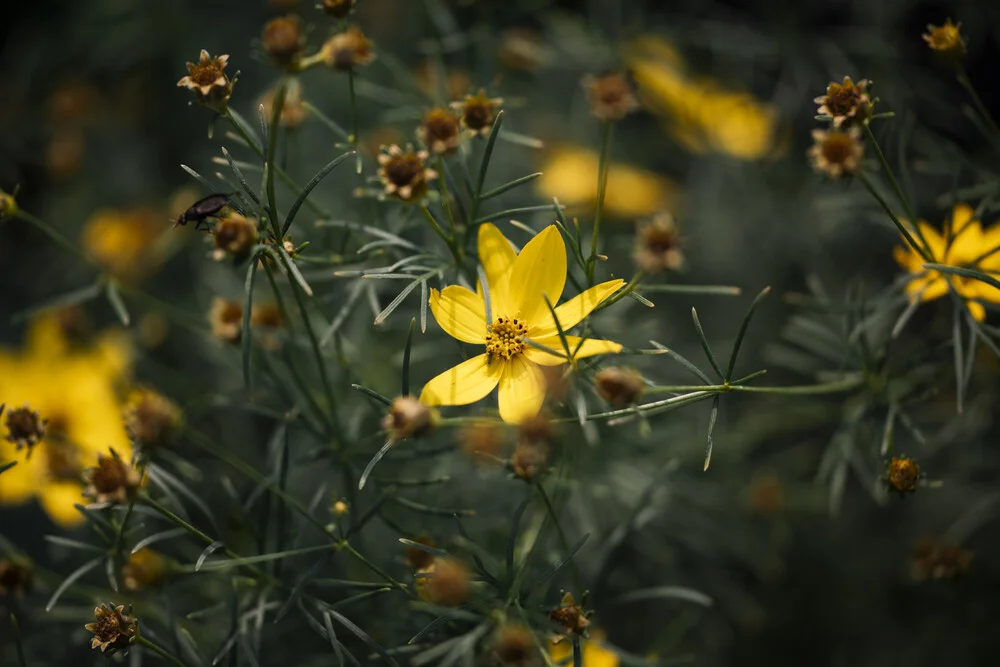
808,128,863,179
420,225,624,423
377,145,438,202
814,77,874,128
451,90,503,137
320,26,376,71
0,315,132,527
498,27,550,71
549,630,618,667
634,211,683,273
46,129,86,180
209,298,244,344
382,396,438,440
405,536,437,570
583,72,640,122
0,558,33,597
122,548,167,591
745,473,785,516
321,0,354,18
494,624,536,666
893,203,1000,322
124,387,181,453
48,80,97,124
86,603,137,653
595,367,645,407
262,15,304,68
81,206,164,282
0,188,17,219
83,449,142,505
415,62,471,102
512,438,549,481
250,303,283,351
258,80,309,128
332,499,349,517
910,535,973,581
177,50,234,112
923,19,966,62
417,107,462,155
458,420,506,462
886,455,920,494
537,146,678,219
416,557,471,606
549,592,590,638
211,212,259,261
3,404,47,453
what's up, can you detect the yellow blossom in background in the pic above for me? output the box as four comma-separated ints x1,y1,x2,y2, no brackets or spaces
420,224,624,423
536,146,677,219
893,203,1000,321
81,206,165,281
0,315,132,526
549,631,619,667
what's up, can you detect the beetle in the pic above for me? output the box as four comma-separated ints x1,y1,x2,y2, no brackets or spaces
174,192,234,230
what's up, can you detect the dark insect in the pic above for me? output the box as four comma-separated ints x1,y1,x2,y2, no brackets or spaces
174,193,234,230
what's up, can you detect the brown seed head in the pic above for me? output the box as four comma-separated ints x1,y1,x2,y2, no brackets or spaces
4,404,47,453
85,603,137,653
498,27,549,71
84,449,142,506
122,549,167,591
382,396,438,440
209,297,244,344
809,127,863,179
259,81,309,128
251,303,283,330
124,387,182,453
377,145,439,202
923,19,966,62
458,420,507,463
321,26,376,71
583,72,640,122
595,367,645,407
0,558,33,597
262,15,304,67
518,413,556,446
512,439,549,481
887,456,921,494
322,0,354,18
910,535,973,581
406,536,437,570
451,90,503,136
549,592,590,636
177,50,233,111
211,212,259,261
634,211,683,274
745,474,785,516
493,624,536,666
813,77,874,128
418,557,471,607
418,107,462,155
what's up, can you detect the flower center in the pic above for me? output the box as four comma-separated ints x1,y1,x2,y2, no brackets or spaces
386,156,424,186
821,134,855,163
485,316,527,361
191,65,221,86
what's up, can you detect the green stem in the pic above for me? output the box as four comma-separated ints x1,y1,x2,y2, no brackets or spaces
957,70,1000,136
857,172,933,262
264,81,289,241
421,204,471,281
348,68,358,144
342,542,413,596
588,121,614,284
136,635,188,667
14,209,94,266
437,156,457,237
644,376,863,396
594,271,645,312
535,484,579,590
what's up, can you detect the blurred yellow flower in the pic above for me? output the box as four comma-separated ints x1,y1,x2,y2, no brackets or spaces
81,207,165,281
420,224,624,423
549,631,619,667
627,37,779,160
893,203,1000,322
537,146,677,219
0,315,132,527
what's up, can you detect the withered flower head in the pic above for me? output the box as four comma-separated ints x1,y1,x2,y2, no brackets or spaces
320,26,376,71
417,107,462,155
923,19,966,62
85,603,137,653
209,297,244,344
809,127,863,179
634,211,684,274
417,557,471,607
4,404,47,453
518,413,556,446
458,420,507,462
813,77,874,128
493,624,535,666
0,558,33,597
262,15,304,67
259,80,309,129
583,72,640,122
84,449,142,506
595,367,645,407
451,90,503,136
177,50,233,111
549,592,590,638
122,549,167,591
910,535,973,581
211,212,259,261
512,439,549,481
377,145,439,202
406,536,437,570
887,455,921,494
322,0,354,18
251,303,283,329
382,396,439,440
124,387,182,452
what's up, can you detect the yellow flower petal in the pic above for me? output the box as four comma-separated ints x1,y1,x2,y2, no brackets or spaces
429,286,487,344
531,279,625,338
508,225,566,325
914,222,946,261
0,447,40,506
38,481,86,527
477,223,517,315
420,354,501,407
967,299,986,322
497,355,545,424
525,336,623,366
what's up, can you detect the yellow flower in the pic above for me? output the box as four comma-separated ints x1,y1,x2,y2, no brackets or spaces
81,207,164,281
536,146,678,219
549,632,619,667
419,224,624,424
892,203,1000,321
0,315,132,527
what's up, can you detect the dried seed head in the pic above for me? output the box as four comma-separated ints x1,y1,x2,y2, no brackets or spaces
84,450,142,505
259,81,309,128
4,404,47,453
458,420,507,463
923,19,966,62
451,90,503,136
813,77,874,128
251,303,283,330
177,50,233,112
910,535,973,581
320,26,376,71
377,145,439,202
512,440,549,481
745,473,785,516
549,592,590,636
85,603,137,653
209,297,244,344
493,624,535,666
415,62,472,102
124,387,182,453
321,0,354,18
583,72,640,122
595,367,645,407
122,549,167,591
518,413,556,446
211,212,259,261
262,15,304,67
417,107,462,155
382,396,438,440
809,127,863,179
634,212,683,274
887,456,921,494
0,558,33,597
406,536,437,570
418,557,470,607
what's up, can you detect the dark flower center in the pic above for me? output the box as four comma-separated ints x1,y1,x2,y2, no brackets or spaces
821,135,855,163
826,85,859,115
642,228,678,253
191,65,222,86
424,112,460,142
485,317,527,360
386,155,424,186
93,458,128,493
462,100,494,130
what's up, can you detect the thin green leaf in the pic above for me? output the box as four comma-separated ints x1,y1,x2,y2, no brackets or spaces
725,286,770,381
690,308,724,379
391,496,475,517
221,147,261,206
326,608,400,667
704,396,720,471
476,110,504,198
44,535,104,553
105,281,130,326
11,613,27,667
648,341,713,384
242,259,258,390
322,610,349,667
402,318,416,396
0,461,16,475
359,440,395,491
474,204,563,225
480,172,542,200
350,384,393,406
195,541,226,572
398,538,449,558
45,556,102,611
180,164,216,192
953,306,965,413
321,280,365,346
301,101,350,140
11,282,102,323
640,284,742,296
614,586,713,607
530,533,590,589
374,278,422,325
926,263,1000,291
282,151,355,236
132,528,187,553
506,494,533,589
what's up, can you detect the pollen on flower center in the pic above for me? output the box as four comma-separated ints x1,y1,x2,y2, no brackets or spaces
485,316,527,360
